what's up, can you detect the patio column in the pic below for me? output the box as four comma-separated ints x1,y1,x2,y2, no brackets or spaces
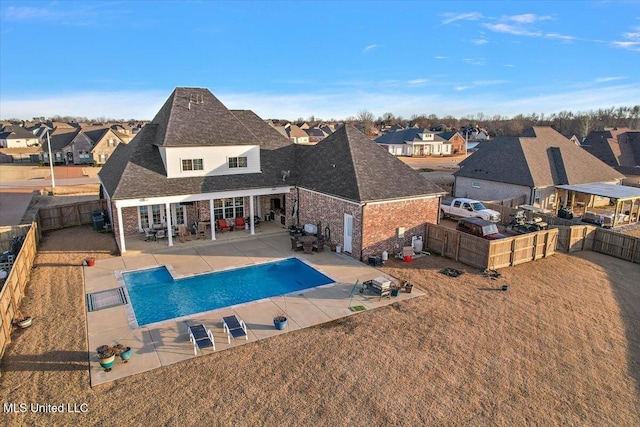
209,199,216,240
165,202,173,247
249,195,255,235
116,205,126,253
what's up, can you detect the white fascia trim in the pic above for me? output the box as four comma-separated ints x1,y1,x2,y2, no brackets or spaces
365,194,444,206
113,186,292,209
296,187,363,207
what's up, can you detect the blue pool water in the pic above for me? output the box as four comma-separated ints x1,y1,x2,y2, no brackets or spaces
123,258,333,327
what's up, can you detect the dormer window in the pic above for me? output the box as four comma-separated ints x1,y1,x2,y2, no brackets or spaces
228,156,247,168
181,158,203,171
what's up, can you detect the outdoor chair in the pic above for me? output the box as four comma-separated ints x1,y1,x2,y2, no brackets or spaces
144,228,156,241
235,217,245,230
155,229,166,240
178,224,191,242
217,219,230,232
222,315,248,344
188,324,215,355
197,221,207,239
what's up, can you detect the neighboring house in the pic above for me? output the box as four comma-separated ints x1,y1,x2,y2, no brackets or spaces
0,126,40,148
284,123,311,144
453,126,623,209
304,127,328,143
580,128,640,169
98,87,446,260
41,127,79,164
374,128,452,157
83,128,126,165
569,134,581,146
437,131,466,154
41,126,126,165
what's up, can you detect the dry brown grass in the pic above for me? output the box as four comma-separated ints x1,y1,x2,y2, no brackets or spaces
0,226,638,425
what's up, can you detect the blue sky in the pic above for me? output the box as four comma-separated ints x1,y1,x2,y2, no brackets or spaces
1,0,639,121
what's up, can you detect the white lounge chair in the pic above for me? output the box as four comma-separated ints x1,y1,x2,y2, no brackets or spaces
188,324,215,355
222,315,248,344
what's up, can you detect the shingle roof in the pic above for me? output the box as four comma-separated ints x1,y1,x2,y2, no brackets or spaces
455,126,623,187
99,88,444,202
374,128,447,145
151,87,257,147
98,90,295,200
294,125,445,202
581,128,640,168
0,126,37,139
42,127,80,151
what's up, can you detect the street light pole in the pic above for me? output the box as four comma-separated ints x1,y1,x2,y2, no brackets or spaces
46,130,55,189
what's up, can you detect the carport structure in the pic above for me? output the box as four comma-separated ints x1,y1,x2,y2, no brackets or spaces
554,183,640,227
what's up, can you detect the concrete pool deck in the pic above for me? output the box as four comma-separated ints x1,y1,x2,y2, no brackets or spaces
84,232,423,386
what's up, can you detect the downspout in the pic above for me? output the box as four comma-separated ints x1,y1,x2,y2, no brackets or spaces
296,187,300,227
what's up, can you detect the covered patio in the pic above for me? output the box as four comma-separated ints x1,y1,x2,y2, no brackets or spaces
554,183,640,227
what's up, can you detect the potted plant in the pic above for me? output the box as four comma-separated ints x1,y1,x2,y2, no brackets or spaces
96,345,116,372
273,312,288,330
112,343,132,363
13,310,32,329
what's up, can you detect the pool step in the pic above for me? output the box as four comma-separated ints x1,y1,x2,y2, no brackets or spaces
86,287,128,312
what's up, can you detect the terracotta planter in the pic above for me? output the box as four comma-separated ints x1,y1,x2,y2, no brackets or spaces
86,257,96,267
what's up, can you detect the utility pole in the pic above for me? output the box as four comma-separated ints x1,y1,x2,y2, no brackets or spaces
46,130,55,189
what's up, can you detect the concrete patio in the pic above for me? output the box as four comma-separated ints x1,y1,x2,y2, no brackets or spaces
84,231,423,386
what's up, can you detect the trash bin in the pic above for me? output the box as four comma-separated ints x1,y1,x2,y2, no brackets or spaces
92,210,105,231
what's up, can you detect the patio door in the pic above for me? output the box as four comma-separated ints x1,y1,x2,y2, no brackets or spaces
343,213,353,253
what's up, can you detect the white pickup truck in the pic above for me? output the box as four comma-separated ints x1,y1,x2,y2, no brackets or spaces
440,198,501,222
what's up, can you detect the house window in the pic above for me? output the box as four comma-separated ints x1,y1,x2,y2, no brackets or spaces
472,181,481,189
228,156,248,168
108,138,115,147
213,197,244,220
99,153,107,163
151,205,163,226
78,151,91,160
139,206,149,229
181,158,203,171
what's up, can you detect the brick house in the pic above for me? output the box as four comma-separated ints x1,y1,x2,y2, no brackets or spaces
98,87,445,259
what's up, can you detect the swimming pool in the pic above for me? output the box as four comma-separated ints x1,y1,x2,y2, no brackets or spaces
122,257,333,327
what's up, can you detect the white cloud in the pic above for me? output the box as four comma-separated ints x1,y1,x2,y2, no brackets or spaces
471,38,488,45
435,56,447,60
441,12,482,25
407,79,428,86
363,44,378,53
483,23,542,37
594,76,626,83
506,14,552,24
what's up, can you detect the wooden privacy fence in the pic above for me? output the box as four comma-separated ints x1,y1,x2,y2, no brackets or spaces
0,222,39,361
557,225,640,263
37,199,108,231
425,223,557,269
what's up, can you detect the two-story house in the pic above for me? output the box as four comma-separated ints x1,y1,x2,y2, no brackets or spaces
99,87,446,260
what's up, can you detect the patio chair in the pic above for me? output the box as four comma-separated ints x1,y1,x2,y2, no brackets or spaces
222,315,248,344
155,229,166,240
188,324,215,355
217,219,230,233
178,224,191,242
235,217,245,230
197,221,207,239
144,228,156,241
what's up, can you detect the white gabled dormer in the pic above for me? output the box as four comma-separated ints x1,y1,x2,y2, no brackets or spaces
417,132,435,141
159,145,261,178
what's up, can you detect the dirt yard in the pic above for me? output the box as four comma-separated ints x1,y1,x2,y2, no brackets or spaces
0,227,638,425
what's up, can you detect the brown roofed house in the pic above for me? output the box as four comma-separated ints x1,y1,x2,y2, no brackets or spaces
98,87,445,260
